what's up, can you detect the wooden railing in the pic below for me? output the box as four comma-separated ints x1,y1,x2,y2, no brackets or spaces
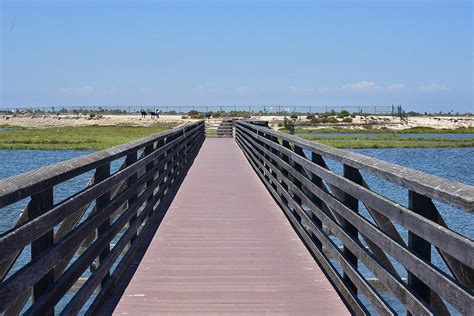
0,121,204,315
204,119,234,138
236,121,473,315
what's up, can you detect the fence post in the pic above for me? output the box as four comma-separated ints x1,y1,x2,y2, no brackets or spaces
96,163,111,287
408,191,436,311
342,164,362,294
30,188,54,315
126,152,138,242
144,143,156,211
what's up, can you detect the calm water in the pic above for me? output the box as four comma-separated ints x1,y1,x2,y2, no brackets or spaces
0,146,472,314
296,132,474,139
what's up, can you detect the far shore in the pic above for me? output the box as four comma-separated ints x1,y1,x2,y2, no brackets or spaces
0,113,473,150
1,113,473,131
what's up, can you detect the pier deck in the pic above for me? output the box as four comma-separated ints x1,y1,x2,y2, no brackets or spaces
109,138,348,315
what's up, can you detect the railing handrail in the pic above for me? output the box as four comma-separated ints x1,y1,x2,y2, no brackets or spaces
0,121,205,315
237,121,474,212
0,121,204,208
235,121,474,315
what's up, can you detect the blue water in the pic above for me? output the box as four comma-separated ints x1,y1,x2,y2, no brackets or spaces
296,132,474,139
0,147,472,314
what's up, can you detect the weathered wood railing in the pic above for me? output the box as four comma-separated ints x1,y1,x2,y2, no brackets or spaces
204,119,234,138
0,121,204,315
236,121,473,315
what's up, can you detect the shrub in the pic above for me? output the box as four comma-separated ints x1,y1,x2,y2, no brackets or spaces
188,110,199,116
213,112,222,118
340,110,350,117
342,117,353,123
181,115,189,119
310,117,321,124
290,114,298,120
89,113,96,118
328,117,339,123
306,115,315,120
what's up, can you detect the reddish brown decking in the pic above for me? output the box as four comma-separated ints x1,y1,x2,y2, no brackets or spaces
111,138,348,315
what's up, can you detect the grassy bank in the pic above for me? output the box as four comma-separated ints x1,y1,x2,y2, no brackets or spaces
0,125,172,150
300,135,474,149
279,126,474,134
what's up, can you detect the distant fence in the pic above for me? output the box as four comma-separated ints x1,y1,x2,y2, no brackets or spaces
235,121,473,315
0,105,404,116
0,122,204,314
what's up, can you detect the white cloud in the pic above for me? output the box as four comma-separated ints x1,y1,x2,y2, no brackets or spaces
418,83,449,92
289,86,316,93
237,86,250,93
386,83,406,91
288,82,410,94
342,81,378,91
58,85,95,96
109,86,120,95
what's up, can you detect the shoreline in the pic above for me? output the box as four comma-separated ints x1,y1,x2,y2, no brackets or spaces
0,114,473,150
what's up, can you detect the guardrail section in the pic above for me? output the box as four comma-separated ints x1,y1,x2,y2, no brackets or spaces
235,121,473,315
0,121,205,315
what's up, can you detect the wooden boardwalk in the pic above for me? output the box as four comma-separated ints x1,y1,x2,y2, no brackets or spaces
108,138,348,315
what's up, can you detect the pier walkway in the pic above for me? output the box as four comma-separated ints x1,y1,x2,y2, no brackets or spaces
1,120,472,315
109,138,348,314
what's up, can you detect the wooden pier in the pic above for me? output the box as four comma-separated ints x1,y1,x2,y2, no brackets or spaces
0,120,473,315
107,138,348,314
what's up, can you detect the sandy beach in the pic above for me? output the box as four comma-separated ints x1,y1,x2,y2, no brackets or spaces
0,113,473,131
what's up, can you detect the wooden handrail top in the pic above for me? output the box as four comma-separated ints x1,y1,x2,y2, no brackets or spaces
237,121,474,212
0,121,204,208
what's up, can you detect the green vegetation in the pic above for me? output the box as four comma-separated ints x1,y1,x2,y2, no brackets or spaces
0,125,172,150
300,135,474,149
279,126,474,135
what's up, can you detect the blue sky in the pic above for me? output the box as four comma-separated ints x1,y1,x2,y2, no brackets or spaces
1,0,472,112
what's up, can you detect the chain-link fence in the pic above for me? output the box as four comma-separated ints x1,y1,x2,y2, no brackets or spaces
0,105,404,116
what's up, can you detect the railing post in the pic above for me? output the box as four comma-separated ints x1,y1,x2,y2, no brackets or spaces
126,151,138,242
408,191,436,313
30,188,54,315
309,153,326,250
342,164,361,294
96,163,111,287
144,143,155,210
